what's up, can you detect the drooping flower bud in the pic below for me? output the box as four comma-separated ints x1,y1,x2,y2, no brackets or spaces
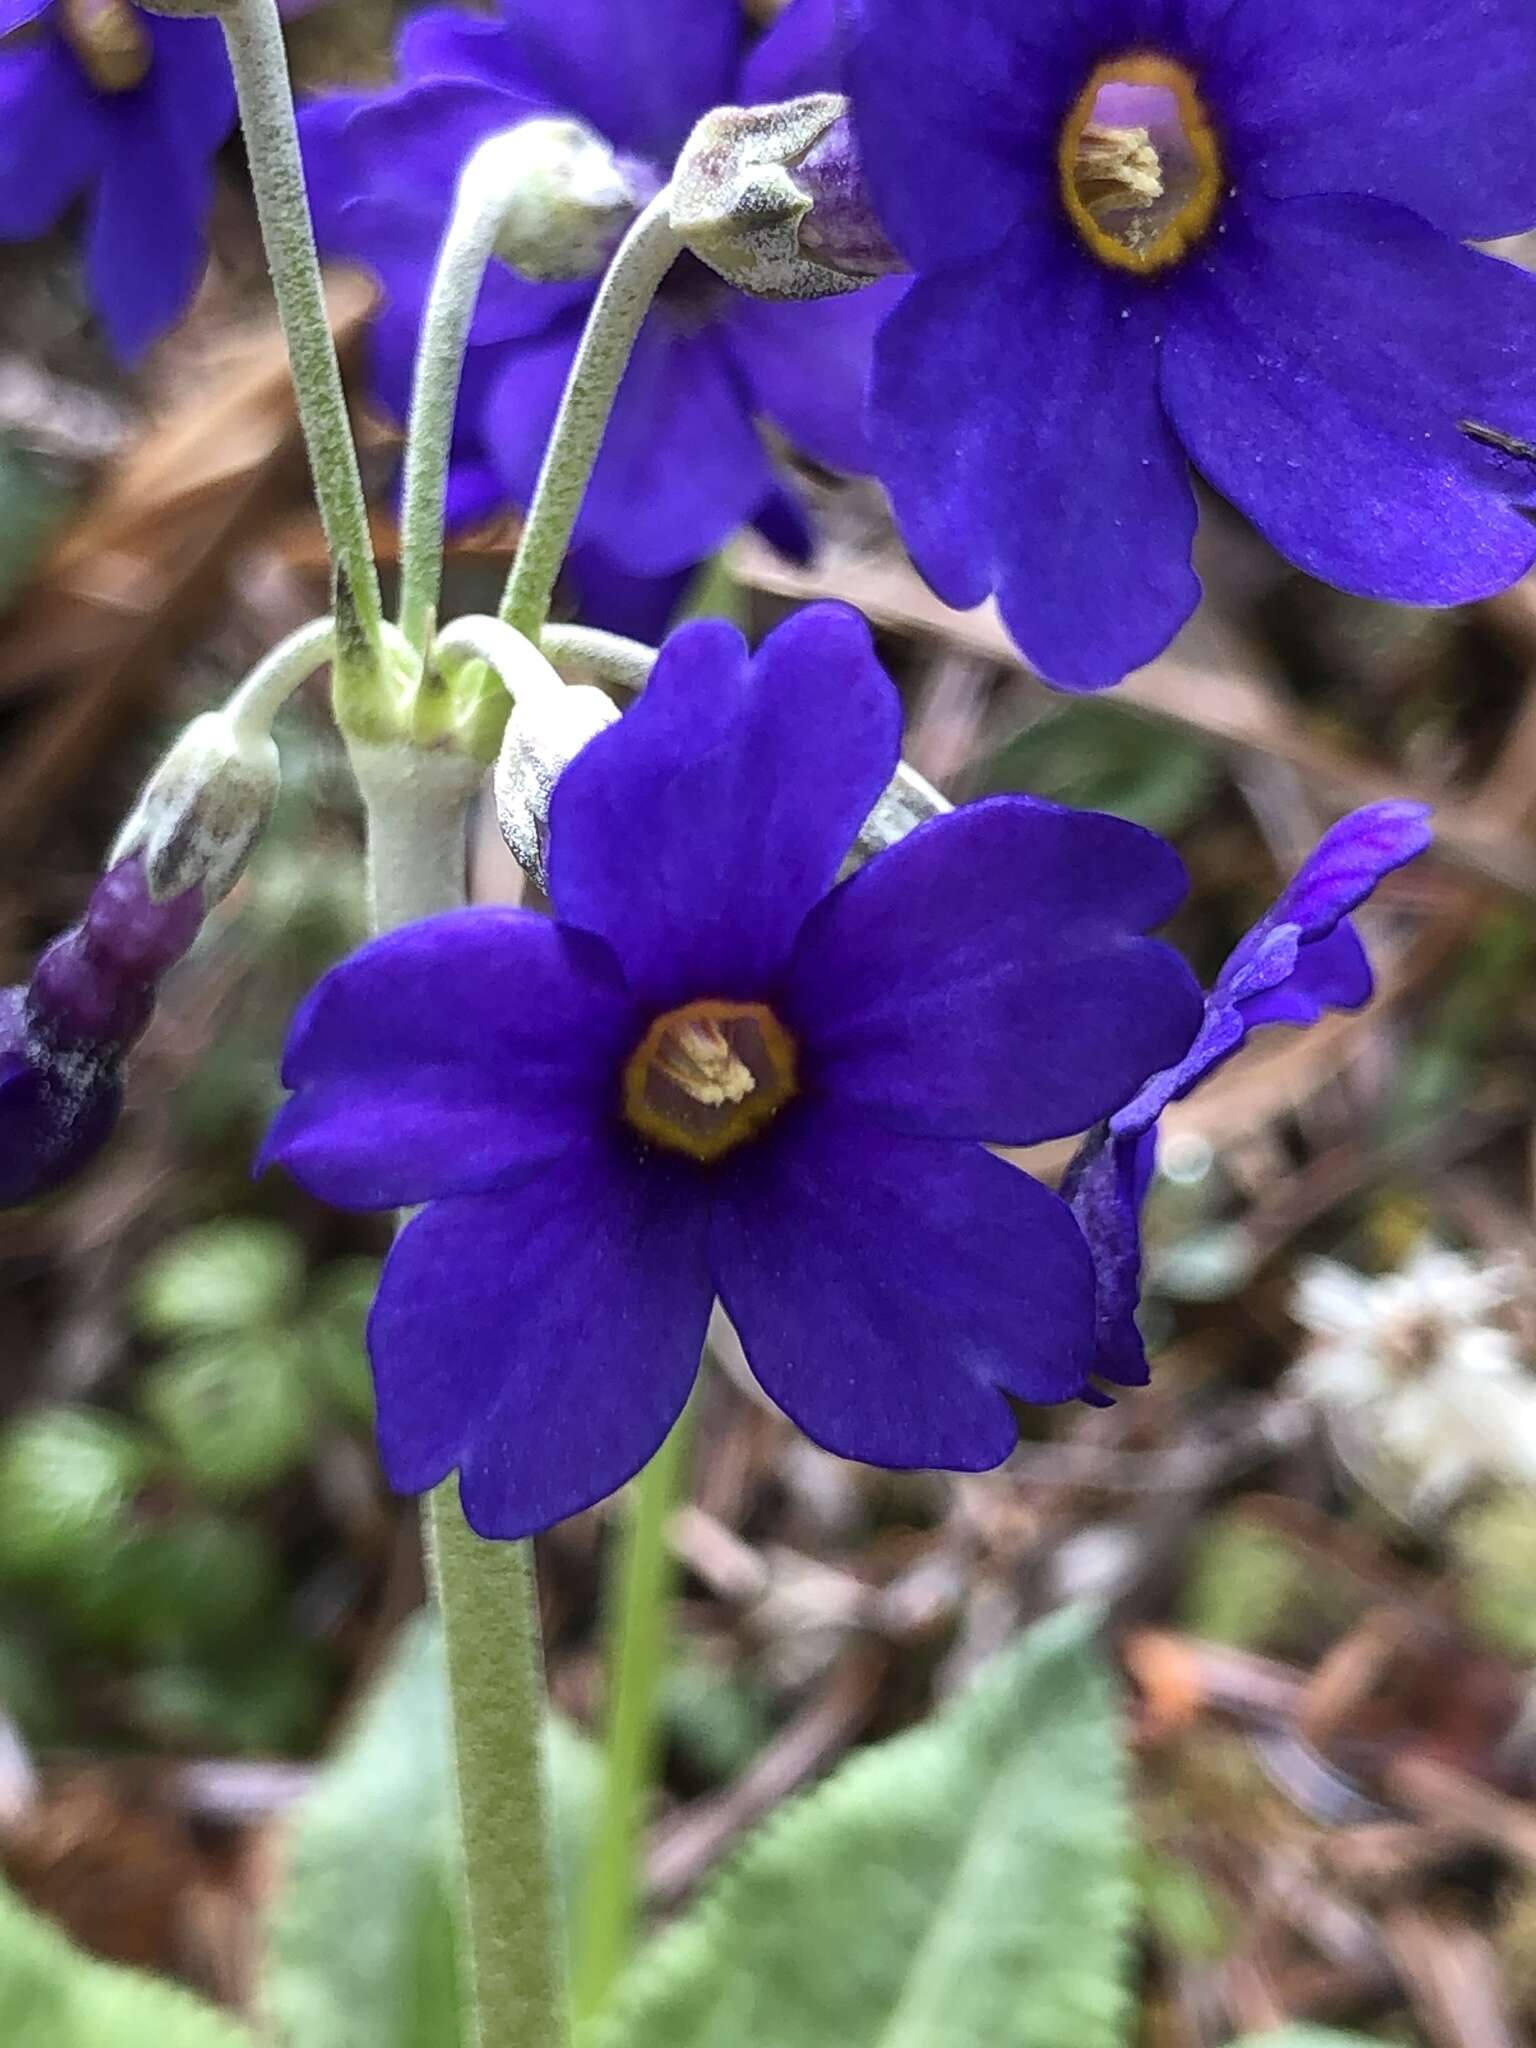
469,118,654,285
494,682,618,888
2,858,201,1205
110,708,280,910
670,94,906,302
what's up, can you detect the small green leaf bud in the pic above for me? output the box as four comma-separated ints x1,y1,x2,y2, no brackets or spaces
494,682,619,888
670,94,906,302
111,708,280,909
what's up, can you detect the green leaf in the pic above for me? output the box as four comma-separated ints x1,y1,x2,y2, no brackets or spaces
135,1220,306,1340
0,1873,253,2046
261,1611,597,2048
591,1605,1135,2048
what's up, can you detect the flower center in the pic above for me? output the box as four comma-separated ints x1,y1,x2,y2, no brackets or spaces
1059,55,1223,275
622,998,798,1163
58,0,151,92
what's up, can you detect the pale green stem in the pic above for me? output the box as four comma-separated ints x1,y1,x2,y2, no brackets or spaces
225,616,335,746
573,1409,694,2022
220,0,384,647
398,148,524,658
435,615,566,712
354,739,571,2048
541,624,658,695
500,194,682,642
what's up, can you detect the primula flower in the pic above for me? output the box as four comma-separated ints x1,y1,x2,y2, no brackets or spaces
299,0,901,635
0,0,235,360
1,858,200,1204
263,604,1203,1538
846,0,1536,689
1063,802,1432,1386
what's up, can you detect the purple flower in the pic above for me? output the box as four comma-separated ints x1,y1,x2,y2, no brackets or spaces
0,0,235,360
299,0,899,631
846,0,1536,690
262,604,1203,1537
1063,802,1433,1388
2,858,200,1204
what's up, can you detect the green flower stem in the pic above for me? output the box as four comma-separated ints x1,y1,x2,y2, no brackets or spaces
398,144,528,659
220,0,384,649
500,194,682,643
224,616,335,745
541,624,659,694
354,738,571,2048
434,615,567,713
573,1406,694,2022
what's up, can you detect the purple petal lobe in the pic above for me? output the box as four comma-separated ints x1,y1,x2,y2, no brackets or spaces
484,317,773,576
711,1101,1097,1466
739,0,843,102
1060,1123,1156,1390
1212,0,1536,239
369,1145,713,1537
263,911,636,1209
872,246,1201,689
847,0,1088,267
728,278,903,477
548,606,901,1006
1160,198,1536,608
790,797,1201,1145
85,123,211,361
0,39,101,239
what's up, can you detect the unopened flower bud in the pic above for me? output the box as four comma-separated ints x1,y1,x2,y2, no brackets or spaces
2,858,201,1205
468,119,652,284
494,683,618,887
670,94,906,302
111,710,280,909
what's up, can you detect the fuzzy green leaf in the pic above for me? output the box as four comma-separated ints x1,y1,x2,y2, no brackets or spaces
0,1875,252,2046
261,1611,597,2048
591,1605,1134,2048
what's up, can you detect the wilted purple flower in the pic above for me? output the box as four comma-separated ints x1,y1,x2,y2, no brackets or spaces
299,0,901,635
1063,803,1433,1388
263,604,1202,1537
2,858,200,1205
846,0,1536,690
0,0,235,360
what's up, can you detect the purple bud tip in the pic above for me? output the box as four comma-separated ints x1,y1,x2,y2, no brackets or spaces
0,988,123,1205
796,114,906,282
26,858,199,1054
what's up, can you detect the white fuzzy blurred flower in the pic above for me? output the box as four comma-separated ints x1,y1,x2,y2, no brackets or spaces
1290,1243,1536,1515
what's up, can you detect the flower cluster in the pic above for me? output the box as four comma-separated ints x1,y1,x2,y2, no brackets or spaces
846,0,1536,687
264,604,1208,1537
0,0,235,360
299,0,901,637
1062,802,1433,1390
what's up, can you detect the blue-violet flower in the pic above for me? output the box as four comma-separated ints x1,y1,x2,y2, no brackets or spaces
0,0,235,361
846,0,1536,689
263,603,1204,1537
298,0,903,637
1062,801,1433,1388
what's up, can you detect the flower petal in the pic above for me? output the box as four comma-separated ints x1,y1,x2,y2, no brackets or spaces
727,278,903,476
1061,1123,1156,1389
0,38,101,239
548,606,900,1007
1209,0,1536,239
262,911,636,1209
711,1102,1097,1466
370,1146,713,1536
423,0,742,161
847,0,1093,267
738,0,842,102
1160,197,1536,607
85,114,212,360
142,15,235,164
790,797,1201,1144
871,242,1201,689
482,314,774,576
